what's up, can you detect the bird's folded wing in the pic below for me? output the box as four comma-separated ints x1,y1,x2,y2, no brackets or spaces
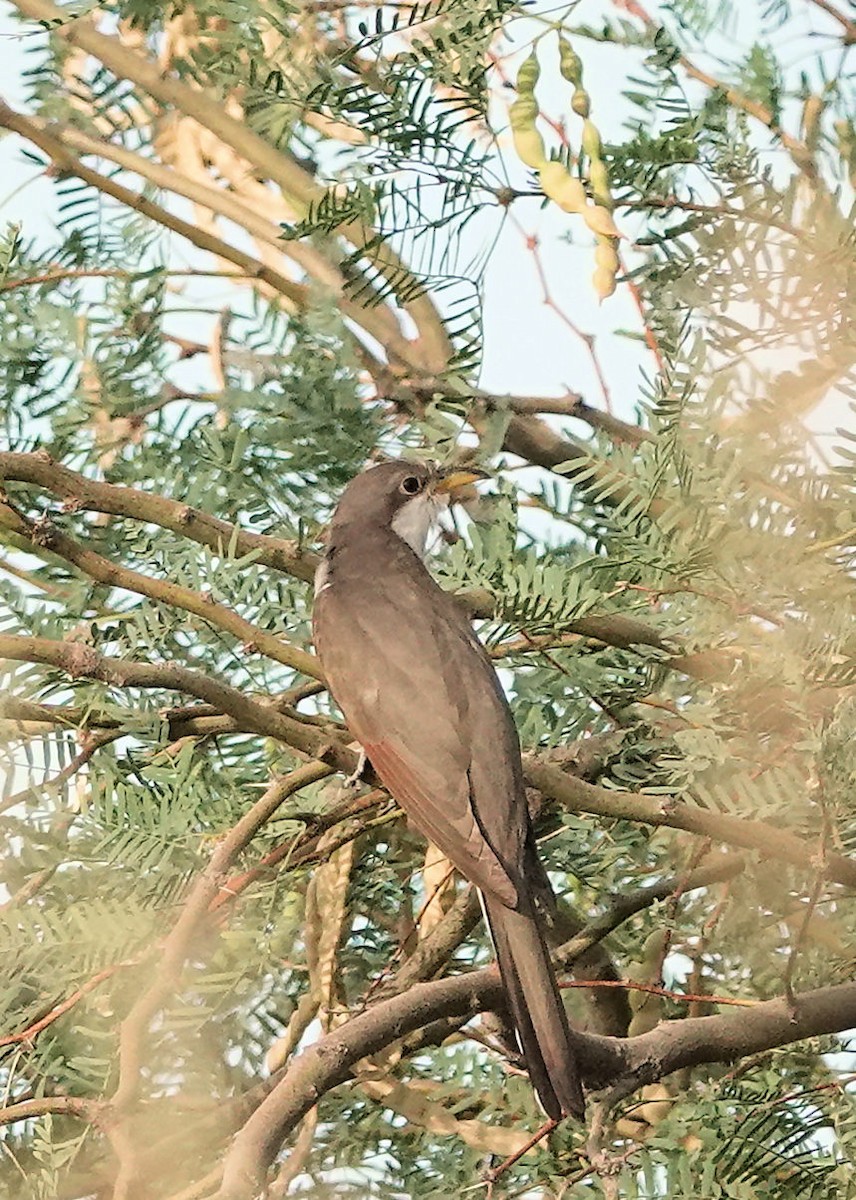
360,737,518,907
314,564,526,908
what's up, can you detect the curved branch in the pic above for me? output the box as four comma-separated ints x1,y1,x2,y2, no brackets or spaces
8,0,451,373
108,762,333,1199
0,634,356,775
29,114,412,359
0,492,320,679
614,977,856,1085
214,966,856,1199
213,857,742,1197
0,450,314,582
525,758,856,889
0,100,309,307
216,971,501,1198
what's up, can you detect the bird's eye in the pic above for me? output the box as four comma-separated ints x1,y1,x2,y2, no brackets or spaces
401,475,422,495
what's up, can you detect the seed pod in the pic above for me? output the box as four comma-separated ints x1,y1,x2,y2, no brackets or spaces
511,121,547,169
801,93,824,151
556,30,620,295
557,37,582,86
583,203,621,238
571,88,589,118
538,160,586,213
510,52,547,169
589,159,612,209
593,234,620,300
581,119,602,161
517,48,540,95
594,239,619,273
592,264,617,301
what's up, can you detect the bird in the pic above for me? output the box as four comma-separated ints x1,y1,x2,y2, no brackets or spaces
312,458,584,1120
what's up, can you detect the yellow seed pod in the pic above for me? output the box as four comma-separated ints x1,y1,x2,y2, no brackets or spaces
581,119,602,161
583,203,621,239
594,239,620,273
538,160,586,213
589,159,612,209
593,261,617,301
571,88,590,118
511,120,547,169
516,48,540,95
557,36,582,86
510,92,538,125
509,51,547,169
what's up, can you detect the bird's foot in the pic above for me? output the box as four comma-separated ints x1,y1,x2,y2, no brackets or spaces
344,747,367,787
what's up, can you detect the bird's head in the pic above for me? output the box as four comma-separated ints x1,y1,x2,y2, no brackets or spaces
328,459,488,557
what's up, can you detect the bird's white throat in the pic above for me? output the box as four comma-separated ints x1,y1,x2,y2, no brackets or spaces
391,491,446,557
313,491,446,597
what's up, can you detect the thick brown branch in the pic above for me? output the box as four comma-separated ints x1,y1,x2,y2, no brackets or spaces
212,859,740,1196
0,492,320,679
0,690,334,745
0,450,314,582
216,971,501,1198
525,758,856,889
610,978,856,1086
213,964,856,1199
0,635,356,774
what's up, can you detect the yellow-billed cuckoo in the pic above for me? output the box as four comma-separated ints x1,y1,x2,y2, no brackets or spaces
312,459,584,1119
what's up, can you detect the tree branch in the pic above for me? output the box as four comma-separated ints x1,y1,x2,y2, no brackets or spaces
0,635,356,774
2,634,838,895
0,1095,99,1127
109,761,333,1199
0,450,314,581
525,758,856,889
806,0,856,42
609,977,856,1086
614,0,816,177
23,112,411,359
7,0,451,373
552,853,744,970
0,490,320,679
0,100,310,308
1,451,692,664
213,964,856,1198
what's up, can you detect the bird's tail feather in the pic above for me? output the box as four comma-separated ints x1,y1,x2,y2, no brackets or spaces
483,895,585,1120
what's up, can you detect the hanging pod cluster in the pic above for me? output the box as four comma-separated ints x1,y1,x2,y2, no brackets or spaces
509,39,620,300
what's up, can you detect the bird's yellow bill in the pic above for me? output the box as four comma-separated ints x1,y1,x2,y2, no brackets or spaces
434,468,489,494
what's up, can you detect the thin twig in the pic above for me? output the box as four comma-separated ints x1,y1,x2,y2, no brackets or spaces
109,762,333,1198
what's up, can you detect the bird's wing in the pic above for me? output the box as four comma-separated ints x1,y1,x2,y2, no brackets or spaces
313,556,527,908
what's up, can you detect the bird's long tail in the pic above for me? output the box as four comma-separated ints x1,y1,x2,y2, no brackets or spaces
483,895,585,1120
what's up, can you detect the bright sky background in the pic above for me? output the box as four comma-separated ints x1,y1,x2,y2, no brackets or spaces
0,2,648,421
0,1,851,432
